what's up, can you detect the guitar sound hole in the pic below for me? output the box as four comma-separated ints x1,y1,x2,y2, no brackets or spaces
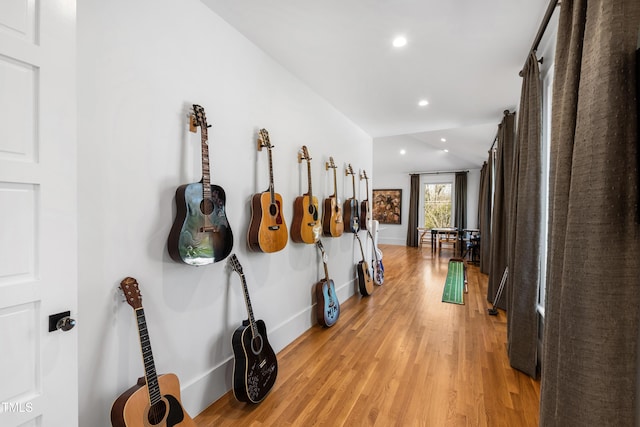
269,203,278,217
200,199,214,215
251,334,264,355
147,399,167,425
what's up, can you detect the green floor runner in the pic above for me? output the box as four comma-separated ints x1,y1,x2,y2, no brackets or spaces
442,260,465,305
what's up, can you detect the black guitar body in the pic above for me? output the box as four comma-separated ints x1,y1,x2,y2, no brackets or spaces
231,319,278,403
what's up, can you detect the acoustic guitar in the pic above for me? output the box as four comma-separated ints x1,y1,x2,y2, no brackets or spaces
315,240,340,327
359,170,371,231
291,146,322,244
321,157,344,237
342,164,360,234
229,254,278,403
354,233,374,296
111,277,196,427
247,129,288,253
168,105,233,265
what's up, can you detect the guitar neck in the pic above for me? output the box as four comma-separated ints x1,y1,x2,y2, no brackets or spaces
200,124,211,200
267,147,275,204
355,234,366,260
332,167,338,198
239,272,258,337
135,308,162,406
306,159,313,200
351,174,356,200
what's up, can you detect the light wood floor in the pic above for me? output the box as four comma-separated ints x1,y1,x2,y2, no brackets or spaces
195,245,540,426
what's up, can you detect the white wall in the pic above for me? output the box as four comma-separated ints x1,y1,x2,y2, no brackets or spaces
373,169,481,246
77,1,371,425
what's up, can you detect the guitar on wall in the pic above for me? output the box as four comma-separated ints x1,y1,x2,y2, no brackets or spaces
354,233,374,296
315,240,340,327
247,129,288,253
229,254,278,403
111,277,196,427
291,146,322,244
359,170,370,231
342,164,360,234
168,104,233,265
322,157,344,237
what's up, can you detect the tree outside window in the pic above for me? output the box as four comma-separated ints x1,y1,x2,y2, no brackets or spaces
424,183,452,228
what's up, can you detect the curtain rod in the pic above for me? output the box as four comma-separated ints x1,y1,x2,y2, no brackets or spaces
519,0,560,76
408,170,469,176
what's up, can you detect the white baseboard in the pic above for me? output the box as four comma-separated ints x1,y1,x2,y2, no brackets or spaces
182,279,357,417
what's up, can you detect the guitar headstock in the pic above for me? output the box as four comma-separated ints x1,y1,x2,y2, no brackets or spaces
258,128,272,152
120,277,142,310
191,104,209,129
345,164,354,177
228,254,244,276
325,156,336,171
298,145,311,164
360,170,368,180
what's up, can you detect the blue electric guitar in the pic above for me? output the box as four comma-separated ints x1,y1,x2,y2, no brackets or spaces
315,240,340,327
168,105,233,265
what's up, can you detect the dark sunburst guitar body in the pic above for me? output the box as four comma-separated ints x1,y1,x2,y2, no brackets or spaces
168,105,233,265
343,164,360,233
355,233,374,296
229,255,278,403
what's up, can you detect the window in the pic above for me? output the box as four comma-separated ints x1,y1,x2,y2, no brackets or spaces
423,183,452,228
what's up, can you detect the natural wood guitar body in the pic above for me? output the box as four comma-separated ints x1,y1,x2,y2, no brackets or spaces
322,196,344,237
291,194,321,244
247,192,288,253
111,374,196,427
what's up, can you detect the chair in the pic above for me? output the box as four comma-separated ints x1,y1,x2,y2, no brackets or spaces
438,230,457,252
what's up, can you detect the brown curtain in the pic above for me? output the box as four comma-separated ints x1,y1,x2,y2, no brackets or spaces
540,0,640,425
506,52,542,378
406,174,420,247
479,153,493,274
454,172,467,230
487,111,516,308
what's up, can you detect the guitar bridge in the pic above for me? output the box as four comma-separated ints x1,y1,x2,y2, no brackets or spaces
259,359,266,368
200,226,219,233
268,225,280,231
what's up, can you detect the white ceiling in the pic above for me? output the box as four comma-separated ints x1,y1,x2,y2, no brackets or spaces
201,0,550,172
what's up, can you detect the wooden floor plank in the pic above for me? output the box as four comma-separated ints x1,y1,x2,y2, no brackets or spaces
195,245,540,426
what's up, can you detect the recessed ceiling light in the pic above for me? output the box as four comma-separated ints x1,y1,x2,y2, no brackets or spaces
418,100,429,107
441,138,447,142
393,36,407,48
443,149,449,153
400,149,406,155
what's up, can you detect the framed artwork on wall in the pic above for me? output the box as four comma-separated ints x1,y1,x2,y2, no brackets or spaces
372,189,402,224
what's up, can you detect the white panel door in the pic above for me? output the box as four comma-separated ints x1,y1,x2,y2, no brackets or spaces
0,0,78,426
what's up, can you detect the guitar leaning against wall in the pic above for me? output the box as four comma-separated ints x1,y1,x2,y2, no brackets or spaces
229,254,279,403
315,240,340,327
167,104,233,265
111,277,196,427
247,129,288,253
